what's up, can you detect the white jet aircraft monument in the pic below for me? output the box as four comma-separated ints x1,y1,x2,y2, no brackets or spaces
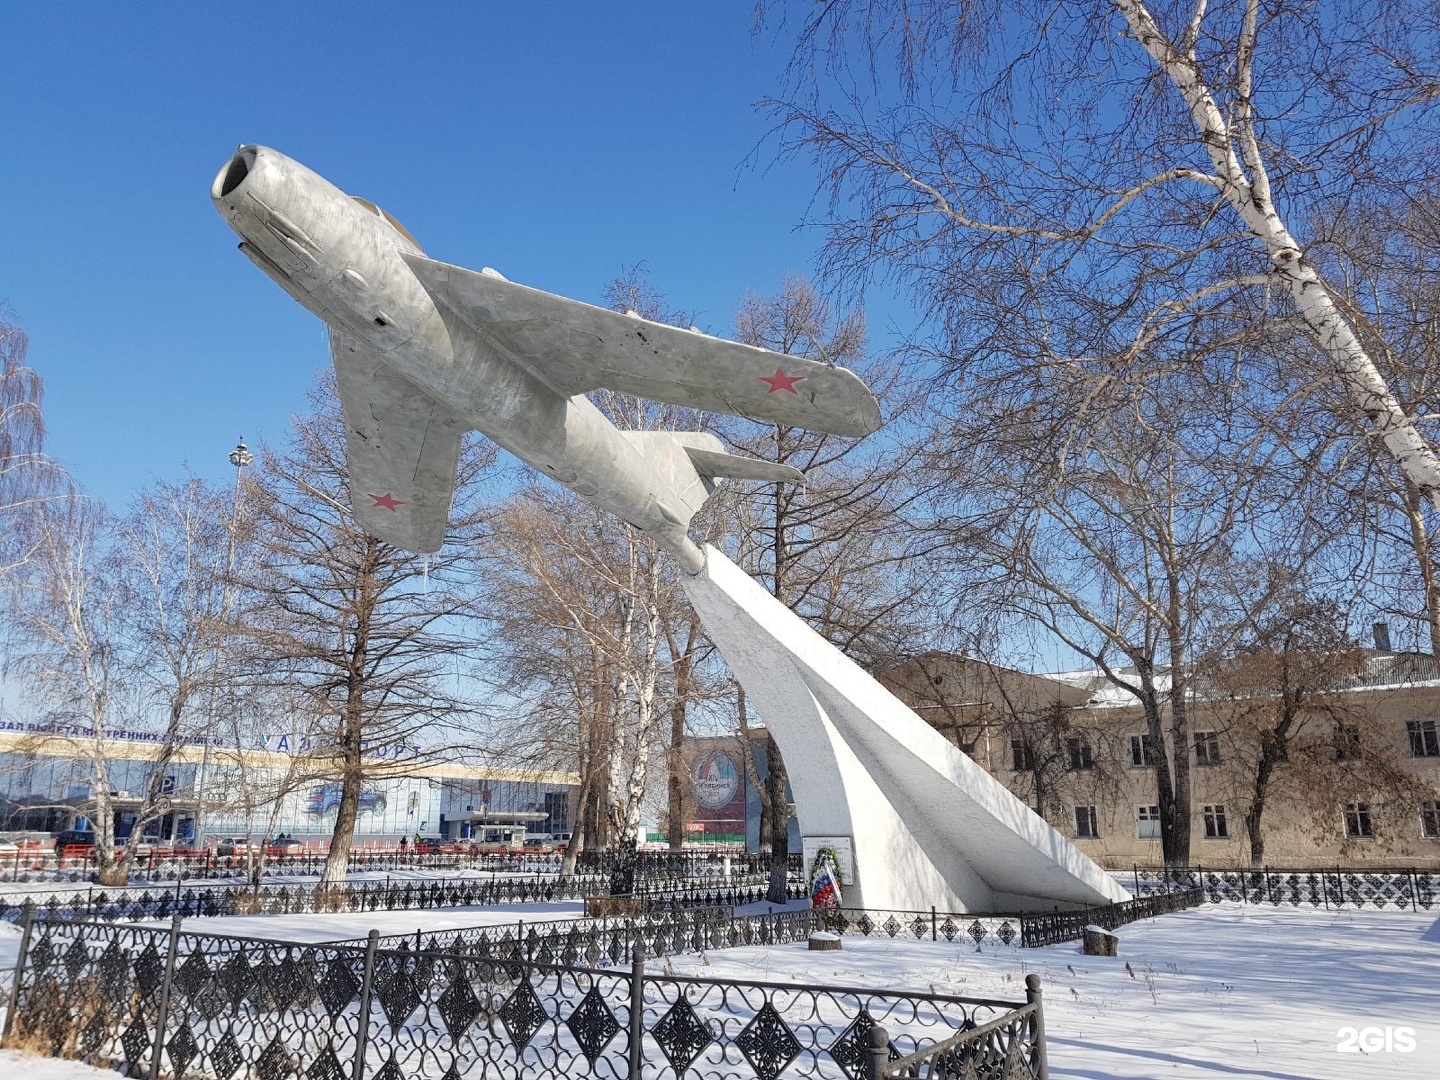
212,145,1128,912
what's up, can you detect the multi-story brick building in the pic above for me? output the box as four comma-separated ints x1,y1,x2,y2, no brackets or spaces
876,649,1440,869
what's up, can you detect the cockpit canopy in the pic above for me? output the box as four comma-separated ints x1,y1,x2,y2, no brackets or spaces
351,196,423,251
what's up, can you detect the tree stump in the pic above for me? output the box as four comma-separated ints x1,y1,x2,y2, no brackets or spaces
1082,926,1118,956
808,931,842,951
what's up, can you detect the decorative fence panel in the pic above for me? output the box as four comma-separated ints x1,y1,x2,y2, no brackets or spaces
2,916,1040,1080
1016,890,1205,948
878,976,1046,1080
323,891,1209,963
0,848,802,888
1,873,807,927
1130,866,1440,910
811,909,1026,949
0,849,565,886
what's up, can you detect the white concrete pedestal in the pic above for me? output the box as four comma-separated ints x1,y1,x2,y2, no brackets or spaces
683,545,1129,912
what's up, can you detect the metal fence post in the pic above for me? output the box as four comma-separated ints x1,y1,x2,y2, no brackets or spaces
351,930,381,1080
1026,974,1048,1080
1,901,37,1041
147,914,184,1080
865,1024,890,1080
930,906,937,942
628,943,646,1080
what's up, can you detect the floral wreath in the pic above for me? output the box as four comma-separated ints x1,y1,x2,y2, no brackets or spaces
809,845,845,886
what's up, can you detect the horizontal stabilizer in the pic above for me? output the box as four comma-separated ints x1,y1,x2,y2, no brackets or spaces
683,445,804,485
401,252,882,438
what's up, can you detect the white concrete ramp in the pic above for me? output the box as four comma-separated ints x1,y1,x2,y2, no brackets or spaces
684,545,1130,912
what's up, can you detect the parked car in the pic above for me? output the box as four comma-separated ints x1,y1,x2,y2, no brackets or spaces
411,836,444,854
522,838,554,855
214,837,257,857
53,829,96,853
267,836,305,855
305,784,387,816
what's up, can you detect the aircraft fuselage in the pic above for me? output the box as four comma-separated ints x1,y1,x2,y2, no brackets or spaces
211,145,710,569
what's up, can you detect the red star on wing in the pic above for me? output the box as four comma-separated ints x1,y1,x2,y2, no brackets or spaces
759,367,805,394
368,492,405,512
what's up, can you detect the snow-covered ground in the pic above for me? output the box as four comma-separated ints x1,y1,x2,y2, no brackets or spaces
0,1050,114,1080
663,903,1439,1079
133,899,589,943
4,902,1436,1078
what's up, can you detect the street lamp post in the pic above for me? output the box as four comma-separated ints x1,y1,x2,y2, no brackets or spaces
193,439,252,849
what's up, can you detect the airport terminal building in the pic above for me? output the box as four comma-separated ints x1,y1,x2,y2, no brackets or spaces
0,718,577,846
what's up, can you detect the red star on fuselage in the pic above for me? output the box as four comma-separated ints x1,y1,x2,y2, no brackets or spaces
369,492,405,511
759,367,805,394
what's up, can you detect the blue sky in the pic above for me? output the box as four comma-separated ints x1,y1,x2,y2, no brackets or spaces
1,4,894,508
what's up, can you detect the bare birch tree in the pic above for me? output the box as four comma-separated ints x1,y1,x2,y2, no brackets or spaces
6,497,133,883
769,0,1440,512
922,344,1342,864
104,478,253,868
483,477,709,867
1306,194,1440,655
717,275,929,898
600,267,719,854
1,307,62,579
238,377,495,888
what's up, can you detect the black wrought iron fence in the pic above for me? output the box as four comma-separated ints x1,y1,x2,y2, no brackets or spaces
0,876,605,927
777,894,1206,952
1,871,806,927
1016,889,1205,948
574,850,800,878
326,906,820,968
319,890,1206,967
1,914,1043,1080
810,909,1026,949
1130,865,1440,909
875,981,1046,1080
328,905,744,961
0,848,568,885
0,848,805,888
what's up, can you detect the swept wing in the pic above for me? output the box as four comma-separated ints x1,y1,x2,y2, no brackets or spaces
330,329,468,552
400,253,882,438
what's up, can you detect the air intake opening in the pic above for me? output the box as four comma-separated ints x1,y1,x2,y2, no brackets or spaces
217,148,256,197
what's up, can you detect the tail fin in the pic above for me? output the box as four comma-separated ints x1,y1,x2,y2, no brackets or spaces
619,431,804,527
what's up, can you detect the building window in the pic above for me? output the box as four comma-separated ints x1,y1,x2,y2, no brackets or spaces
1421,802,1440,839
1344,803,1374,839
1194,731,1220,766
1202,804,1229,839
1067,738,1094,771
1011,738,1035,772
1128,733,1156,768
1407,720,1440,758
1074,805,1099,839
1334,725,1361,761
1136,805,1161,840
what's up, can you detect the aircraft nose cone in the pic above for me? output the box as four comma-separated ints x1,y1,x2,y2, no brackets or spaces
212,145,263,206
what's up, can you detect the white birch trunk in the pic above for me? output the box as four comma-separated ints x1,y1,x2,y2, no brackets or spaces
604,542,640,833
623,570,663,837
1115,0,1440,509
